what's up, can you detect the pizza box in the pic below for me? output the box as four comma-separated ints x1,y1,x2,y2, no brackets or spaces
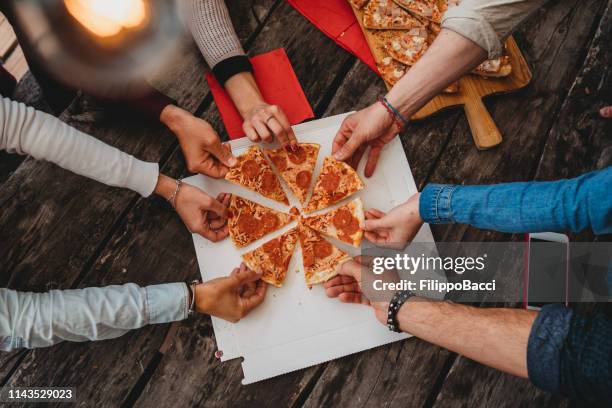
185,112,443,384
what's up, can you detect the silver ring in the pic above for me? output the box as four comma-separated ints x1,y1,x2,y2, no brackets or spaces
264,115,275,124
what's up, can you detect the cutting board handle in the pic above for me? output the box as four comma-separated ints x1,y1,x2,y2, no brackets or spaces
463,97,502,150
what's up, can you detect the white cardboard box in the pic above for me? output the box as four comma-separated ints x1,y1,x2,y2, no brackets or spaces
185,113,437,384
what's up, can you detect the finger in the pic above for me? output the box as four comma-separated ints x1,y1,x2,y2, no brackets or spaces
338,292,368,304
252,119,273,143
325,281,361,298
208,217,228,231
365,208,386,220
354,255,375,266
234,263,264,284
265,117,289,146
364,146,382,178
600,106,612,118
196,224,228,242
243,123,260,142
270,106,297,147
334,133,364,162
336,260,361,280
196,159,229,179
241,280,268,312
216,192,231,207
323,274,357,289
203,195,228,218
206,137,238,168
363,214,395,231
349,144,367,170
364,231,388,244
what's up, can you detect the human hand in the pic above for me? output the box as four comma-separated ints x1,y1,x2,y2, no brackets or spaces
175,184,230,242
161,105,236,178
243,102,298,149
332,102,402,177
195,263,268,322
363,193,423,249
600,106,612,118
324,257,390,325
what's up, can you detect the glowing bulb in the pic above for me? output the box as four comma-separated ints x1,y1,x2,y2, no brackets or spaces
64,0,147,37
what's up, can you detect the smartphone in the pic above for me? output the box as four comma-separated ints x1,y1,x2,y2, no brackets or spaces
525,232,569,310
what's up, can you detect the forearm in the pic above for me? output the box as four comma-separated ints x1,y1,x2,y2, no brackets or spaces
189,0,253,85
398,299,536,377
0,97,159,197
419,168,612,234
0,284,188,350
386,29,486,118
224,72,265,119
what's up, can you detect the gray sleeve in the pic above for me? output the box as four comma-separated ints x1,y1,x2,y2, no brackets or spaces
189,0,246,68
0,97,159,197
442,0,550,58
0,283,189,350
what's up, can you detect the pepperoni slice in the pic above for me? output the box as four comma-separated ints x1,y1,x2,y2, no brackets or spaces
288,146,307,164
262,213,279,231
263,238,280,254
242,159,259,179
271,155,287,171
320,172,340,192
313,240,333,259
238,213,258,235
333,209,359,234
296,170,312,189
303,249,315,267
261,171,277,193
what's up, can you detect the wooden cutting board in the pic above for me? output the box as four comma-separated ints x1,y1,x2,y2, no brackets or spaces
351,5,532,150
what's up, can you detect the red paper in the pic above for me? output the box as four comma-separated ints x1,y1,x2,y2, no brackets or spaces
287,0,377,73
206,48,314,140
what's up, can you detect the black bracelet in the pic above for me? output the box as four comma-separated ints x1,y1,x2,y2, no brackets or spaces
387,290,415,332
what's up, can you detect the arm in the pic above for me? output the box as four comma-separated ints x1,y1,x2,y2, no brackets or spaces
333,0,549,174
419,168,612,235
0,264,267,350
188,0,297,147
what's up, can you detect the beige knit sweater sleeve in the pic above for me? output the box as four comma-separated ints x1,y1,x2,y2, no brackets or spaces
189,0,247,68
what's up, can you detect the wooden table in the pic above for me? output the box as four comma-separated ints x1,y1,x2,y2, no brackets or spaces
1,1,610,406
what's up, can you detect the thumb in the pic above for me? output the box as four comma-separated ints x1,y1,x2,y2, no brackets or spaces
204,195,228,218
333,133,364,161
208,140,237,168
363,215,394,231
233,263,263,284
337,259,361,280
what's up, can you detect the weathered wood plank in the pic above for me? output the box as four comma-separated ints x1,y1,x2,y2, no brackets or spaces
0,1,273,402
431,2,609,407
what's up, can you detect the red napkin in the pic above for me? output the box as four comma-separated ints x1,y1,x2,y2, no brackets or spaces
287,0,377,73
206,48,314,140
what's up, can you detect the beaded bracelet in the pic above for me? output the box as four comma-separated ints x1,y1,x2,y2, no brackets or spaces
378,96,410,129
387,290,415,332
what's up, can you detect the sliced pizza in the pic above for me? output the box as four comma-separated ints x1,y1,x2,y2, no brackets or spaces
472,55,512,78
349,0,371,9
225,146,289,205
298,222,351,286
265,143,320,205
304,156,365,214
302,198,365,247
228,195,296,248
242,228,298,287
383,28,429,66
363,0,425,30
392,0,442,24
377,56,408,86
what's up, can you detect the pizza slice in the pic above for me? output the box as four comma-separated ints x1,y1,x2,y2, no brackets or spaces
304,156,365,213
298,222,351,286
302,198,365,247
377,56,408,86
242,228,298,287
363,0,426,30
472,55,512,78
265,143,320,205
225,146,289,205
349,0,371,9
228,195,297,248
392,0,442,24
383,28,429,66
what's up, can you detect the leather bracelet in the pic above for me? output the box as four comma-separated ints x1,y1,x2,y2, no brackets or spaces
387,290,415,332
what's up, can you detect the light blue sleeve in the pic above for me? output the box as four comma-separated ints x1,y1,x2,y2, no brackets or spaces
419,167,612,235
0,283,188,351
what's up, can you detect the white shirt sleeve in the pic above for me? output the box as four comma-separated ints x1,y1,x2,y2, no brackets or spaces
0,97,159,197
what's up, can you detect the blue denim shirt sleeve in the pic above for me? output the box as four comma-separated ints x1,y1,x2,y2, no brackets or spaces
419,167,612,234
0,283,188,351
527,304,612,404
